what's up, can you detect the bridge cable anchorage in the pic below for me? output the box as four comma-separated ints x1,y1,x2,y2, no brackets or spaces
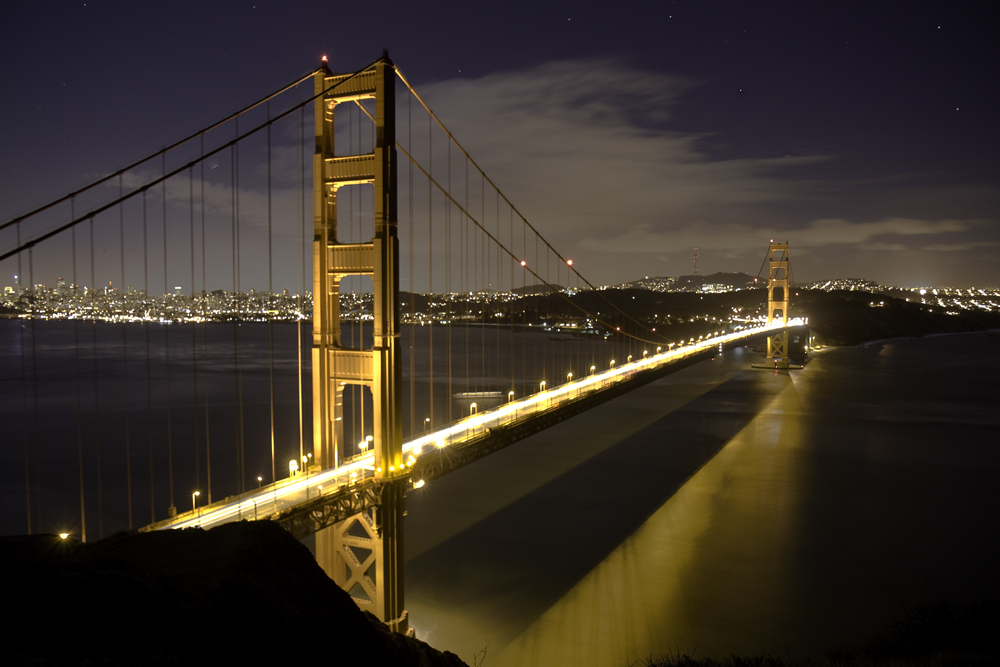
394,67,668,346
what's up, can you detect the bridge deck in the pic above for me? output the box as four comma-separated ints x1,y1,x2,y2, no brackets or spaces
144,323,794,535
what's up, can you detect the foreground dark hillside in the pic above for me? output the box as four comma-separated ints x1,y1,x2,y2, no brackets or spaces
3,522,467,667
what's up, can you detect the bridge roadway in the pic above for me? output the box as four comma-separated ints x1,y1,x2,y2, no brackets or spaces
143,321,796,536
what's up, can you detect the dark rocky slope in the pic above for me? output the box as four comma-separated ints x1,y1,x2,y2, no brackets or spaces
3,522,467,666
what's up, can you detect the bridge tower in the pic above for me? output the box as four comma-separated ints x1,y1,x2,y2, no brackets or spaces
765,242,790,368
311,54,408,634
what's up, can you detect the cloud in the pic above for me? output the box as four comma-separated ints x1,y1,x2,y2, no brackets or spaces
410,58,999,285
417,57,827,235
920,241,998,252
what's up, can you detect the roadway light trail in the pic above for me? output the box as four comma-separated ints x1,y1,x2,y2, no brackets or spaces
152,321,798,532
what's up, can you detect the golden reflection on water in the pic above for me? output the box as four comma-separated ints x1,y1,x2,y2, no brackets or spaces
493,373,807,666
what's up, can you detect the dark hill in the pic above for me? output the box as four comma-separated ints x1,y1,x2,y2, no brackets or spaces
3,522,467,667
792,289,1000,345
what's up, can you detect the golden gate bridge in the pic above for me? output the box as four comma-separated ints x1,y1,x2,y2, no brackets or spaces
0,53,799,635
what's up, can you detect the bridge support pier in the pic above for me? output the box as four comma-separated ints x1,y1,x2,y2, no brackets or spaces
315,481,408,634
311,54,409,633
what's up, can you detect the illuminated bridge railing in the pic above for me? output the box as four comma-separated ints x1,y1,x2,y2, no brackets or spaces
146,321,797,533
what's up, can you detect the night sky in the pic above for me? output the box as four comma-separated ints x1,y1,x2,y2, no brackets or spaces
2,1,997,288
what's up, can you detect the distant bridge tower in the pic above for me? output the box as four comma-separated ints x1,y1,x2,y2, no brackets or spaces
765,242,790,368
311,54,408,634
692,247,700,275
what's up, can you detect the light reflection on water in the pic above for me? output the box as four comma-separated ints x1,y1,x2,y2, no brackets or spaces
406,333,1000,665
494,370,807,665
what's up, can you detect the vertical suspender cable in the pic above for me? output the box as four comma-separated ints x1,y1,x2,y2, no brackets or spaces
356,107,364,446
428,111,434,429
235,123,246,494
201,135,212,504
29,249,42,532
120,177,132,529
89,217,103,538
267,103,276,485
296,103,304,473
480,169,486,391
162,155,175,513
462,157,469,395
189,166,200,494
143,191,155,522
447,141,453,421
348,106,357,450
72,201,86,542
408,88,415,439
18,222,32,533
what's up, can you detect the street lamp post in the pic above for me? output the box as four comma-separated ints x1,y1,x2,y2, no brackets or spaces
470,402,477,416
191,491,200,513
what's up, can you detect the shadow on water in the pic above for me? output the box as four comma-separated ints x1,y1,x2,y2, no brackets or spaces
406,367,789,647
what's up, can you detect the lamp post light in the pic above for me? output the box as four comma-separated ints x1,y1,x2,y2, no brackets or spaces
423,417,430,433
470,402,477,416
628,355,632,363
257,476,262,489
590,365,595,375
567,372,572,383
288,459,298,477
192,491,200,513
508,390,514,403
643,350,648,359
610,359,615,369
540,380,546,392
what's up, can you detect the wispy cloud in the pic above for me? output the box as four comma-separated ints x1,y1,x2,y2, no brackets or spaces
416,58,999,286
